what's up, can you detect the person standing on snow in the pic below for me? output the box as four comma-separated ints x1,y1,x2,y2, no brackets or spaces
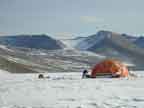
82,70,91,78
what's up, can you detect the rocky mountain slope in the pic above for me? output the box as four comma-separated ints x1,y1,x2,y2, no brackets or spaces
74,31,144,69
0,34,65,50
0,30,144,73
134,36,144,48
0,44,105,73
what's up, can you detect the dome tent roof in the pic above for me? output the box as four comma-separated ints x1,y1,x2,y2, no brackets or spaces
91,59,129,78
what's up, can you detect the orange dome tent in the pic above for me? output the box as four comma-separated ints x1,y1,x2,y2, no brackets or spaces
91,59,129,78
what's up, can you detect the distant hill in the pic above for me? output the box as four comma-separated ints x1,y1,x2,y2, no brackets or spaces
0,31,144,72
75,30,144,68
0,44,105,73
121,33,138,42
134,36,144,48
0,34,65,50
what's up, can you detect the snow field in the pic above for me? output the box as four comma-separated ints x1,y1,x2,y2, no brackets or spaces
0,71,144,108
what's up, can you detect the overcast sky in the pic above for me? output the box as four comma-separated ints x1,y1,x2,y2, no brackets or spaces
0,0,144,38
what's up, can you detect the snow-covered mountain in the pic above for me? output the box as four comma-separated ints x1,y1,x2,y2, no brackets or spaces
62,31,143,51
74,31,143,53
0,31,144,73
0,34,65,50
60,37,86,49
75,31,138,51
75,31,111,50
73,30,144,68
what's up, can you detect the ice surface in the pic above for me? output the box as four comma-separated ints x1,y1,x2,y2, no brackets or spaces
0,70,144,108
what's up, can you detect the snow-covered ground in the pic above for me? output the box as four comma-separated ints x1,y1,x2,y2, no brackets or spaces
0,70,144,108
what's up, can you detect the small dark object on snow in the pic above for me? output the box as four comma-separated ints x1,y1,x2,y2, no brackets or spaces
38,74,44,79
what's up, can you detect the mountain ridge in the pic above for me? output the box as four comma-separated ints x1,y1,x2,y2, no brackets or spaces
0,34,65,50
74,30,144,68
